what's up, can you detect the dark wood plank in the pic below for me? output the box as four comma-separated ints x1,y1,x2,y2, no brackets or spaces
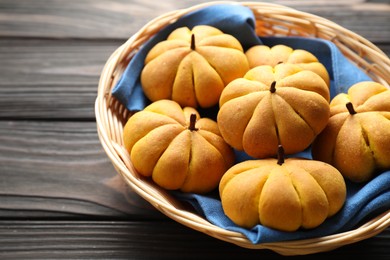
0,221,389,259
0,0,389,43
0,39,121,119
0,0,174,39
0,120,164,219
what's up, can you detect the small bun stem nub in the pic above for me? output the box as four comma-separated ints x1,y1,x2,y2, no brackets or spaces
270,81,277,93
189,113,198,131
191,34,196,50
346,102,357,115
277,145,285,165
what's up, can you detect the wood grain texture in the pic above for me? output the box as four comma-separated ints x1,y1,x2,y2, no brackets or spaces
0,120,163,219
0,221,389,259
0,0,389,42
0,39,121,119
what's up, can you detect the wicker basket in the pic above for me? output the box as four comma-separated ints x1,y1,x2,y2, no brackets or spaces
95,1,390,255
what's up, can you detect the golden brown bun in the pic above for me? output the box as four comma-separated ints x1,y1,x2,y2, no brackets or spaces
219,157,346,231
245,44,330,86
217,63,330,158
123,99,235,193
312,81,390,182
140,25,249,108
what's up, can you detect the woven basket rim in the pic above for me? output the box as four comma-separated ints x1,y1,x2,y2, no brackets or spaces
95,1,390,255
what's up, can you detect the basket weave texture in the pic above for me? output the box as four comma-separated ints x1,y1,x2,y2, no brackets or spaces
95,1,390,255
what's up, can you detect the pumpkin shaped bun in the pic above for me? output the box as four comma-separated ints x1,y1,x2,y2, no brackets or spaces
219,146,347,232
140,25,249,108
123,99,235,194
312,81,390,183
217,63,330,159
245,44,330,86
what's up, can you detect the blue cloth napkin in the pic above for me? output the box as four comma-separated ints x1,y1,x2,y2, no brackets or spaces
112,4,390,243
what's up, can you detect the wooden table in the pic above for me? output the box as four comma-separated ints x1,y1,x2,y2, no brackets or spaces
1,0,389,258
